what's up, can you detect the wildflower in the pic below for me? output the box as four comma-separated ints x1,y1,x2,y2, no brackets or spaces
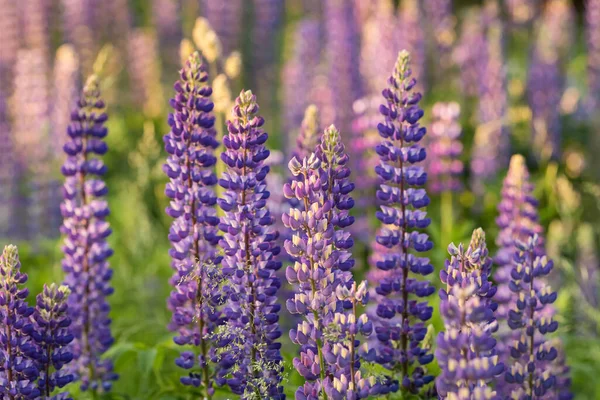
217,90,284,399
60,75,117,392
163,52,222,397
436,229,504,397
371,50,435,394
0,245,39,399
33,284,75,398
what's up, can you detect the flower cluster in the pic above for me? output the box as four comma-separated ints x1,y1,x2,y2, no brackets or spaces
399,0,427,92
282,19,322,137
436,228,504,398
453,9,486,97
527,27,563,161
163,52,222,396
503,235,560,398
293,104,321,162
494,155,544,323
505,0,539,26
201,0,243,56
284,125,378,399
33,284,75,399
217,90,284,399
424,0,455,72
60,75,117,392
427,102,463,194
471,13,510,195
371,50,435,394
0,245,39,399
586,0,600,113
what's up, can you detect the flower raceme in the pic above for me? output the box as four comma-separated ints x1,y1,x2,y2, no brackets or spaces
371,50,435,394
163,51,222,396
283,145,378,400
217,90,284,399
0,245,39,399
60,75,117,392
436,228,504,399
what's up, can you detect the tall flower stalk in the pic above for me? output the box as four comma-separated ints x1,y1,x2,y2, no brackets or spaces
471,13,510,196
586,0,600,114
217,90,284,399
163,52,222,397
436,228,504,397
284,126,378,399
60,75,117,393
33,284,75,399
503,235,560,398
427,102,463,245
371,50,435,394
0,245,39,399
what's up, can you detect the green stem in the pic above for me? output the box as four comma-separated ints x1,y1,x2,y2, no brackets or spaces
441,191,453,247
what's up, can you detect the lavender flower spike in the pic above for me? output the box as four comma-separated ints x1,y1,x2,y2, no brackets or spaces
217,90,284,399
371,50,435,394
436,228,503,398
60,75,117,392
427,102,463,194
504,235,561,398
0,245,39,399
33,284,75,399
163,52,222,396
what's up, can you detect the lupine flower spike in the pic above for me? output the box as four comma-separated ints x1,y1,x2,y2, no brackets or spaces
33,284,75,399
0,244,39,399
284,125,379,399
60,75,117,392
217,90,284,399
292,104,321,161
503,235,561,398
436,228,504,398
163,52,222,396
371,50,435,394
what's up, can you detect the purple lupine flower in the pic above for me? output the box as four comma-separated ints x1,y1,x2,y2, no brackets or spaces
586,0,600,114
503,235,562,398
163,52,222,396
201,0,243,56
292,104,320,161
527,36,563,162
61,0,97,75
52,45,81,160
325,0,362,140
436,228,503,397
0,0,19,90
32,284,75,398
217,90,284,399
371,50,435,394
427,102,463,194
359,1,399,96
423,0,455,72
60,75,117,392
399,0,427,92
152,0,182,63
471,16,510,196
453,7,486,97
284,126,378,399
21,0,50,63
0,244,40,399
11,48,57,241
282,19,322,149
127,29,164,118
0,89,18,238
494,155,545,323
251,0,284,111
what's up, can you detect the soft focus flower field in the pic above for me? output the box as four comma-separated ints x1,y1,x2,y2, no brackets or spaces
1,0,600,399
